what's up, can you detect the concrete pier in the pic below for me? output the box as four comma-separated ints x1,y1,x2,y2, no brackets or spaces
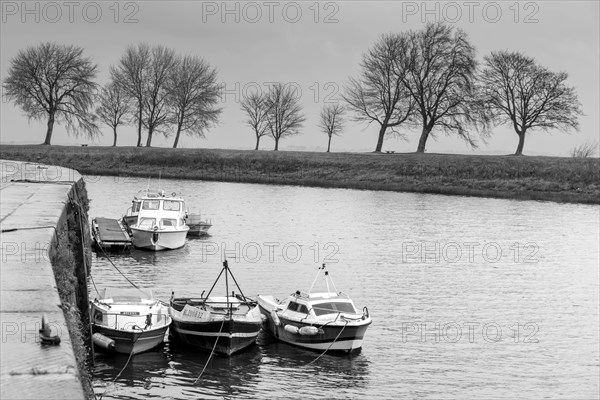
1,160,87,399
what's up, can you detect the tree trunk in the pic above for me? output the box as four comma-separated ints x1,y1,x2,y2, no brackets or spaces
255,135,260,150
43,111,55,145
274,137,279,151
375,124,387,152
146,128,154,147
327,135,332,153
112,127,118,147
136,108,143,147
416,125,432,153
514,131,526,155
173,125,182,148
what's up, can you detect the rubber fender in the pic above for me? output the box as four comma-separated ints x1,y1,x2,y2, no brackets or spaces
298,326,319,336
92,332,116,351
284,325,299,335
270,310,281,327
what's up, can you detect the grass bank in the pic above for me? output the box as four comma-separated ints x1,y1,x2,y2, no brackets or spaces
1,144,599,204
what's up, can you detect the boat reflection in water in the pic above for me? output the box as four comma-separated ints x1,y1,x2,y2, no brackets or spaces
93,341,264,399
257,333,371,396
93,333,370,399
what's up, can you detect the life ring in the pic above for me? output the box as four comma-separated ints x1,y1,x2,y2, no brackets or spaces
172,192,177,197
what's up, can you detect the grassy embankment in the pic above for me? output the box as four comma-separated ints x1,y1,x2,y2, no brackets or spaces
1,144,599,204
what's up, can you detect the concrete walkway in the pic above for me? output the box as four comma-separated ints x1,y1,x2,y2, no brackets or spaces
1,160,85,399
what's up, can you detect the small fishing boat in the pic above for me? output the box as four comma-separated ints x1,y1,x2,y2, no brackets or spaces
128,190,189,251
90,289,171,355
257,265,371,353
186,212,212,237
169,260,262,356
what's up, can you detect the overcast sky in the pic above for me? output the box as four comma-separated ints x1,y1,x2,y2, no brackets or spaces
1,0,598,155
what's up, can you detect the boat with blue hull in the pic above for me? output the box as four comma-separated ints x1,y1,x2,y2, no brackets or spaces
257,265,371,353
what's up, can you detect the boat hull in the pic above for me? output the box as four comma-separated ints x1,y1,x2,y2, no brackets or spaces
186,223,212,237
130,227,188,251
91,323,169,355
258,304,371,352
170,318,261,356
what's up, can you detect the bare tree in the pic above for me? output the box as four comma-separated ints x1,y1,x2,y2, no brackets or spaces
96,83,130,146
111,43,150,147
404,23,481,153
318,103,345,152
142,45,177,147
264,83,306,151
344,33,415,152
240,91,271,150
480,50,583,155
3,42,99,145
167,55,221,148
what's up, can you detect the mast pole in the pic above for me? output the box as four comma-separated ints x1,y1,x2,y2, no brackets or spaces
224,260,230,316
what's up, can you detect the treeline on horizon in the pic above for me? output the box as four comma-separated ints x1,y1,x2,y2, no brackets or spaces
2,22,592,157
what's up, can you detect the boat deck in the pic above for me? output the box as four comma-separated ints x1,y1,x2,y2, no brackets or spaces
92,217,131,250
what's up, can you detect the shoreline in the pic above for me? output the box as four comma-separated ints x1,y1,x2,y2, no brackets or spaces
1,145,598,205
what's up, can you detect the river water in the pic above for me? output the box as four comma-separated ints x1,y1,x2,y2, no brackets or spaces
86,175,599,399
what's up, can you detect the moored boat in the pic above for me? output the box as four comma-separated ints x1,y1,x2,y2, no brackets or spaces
90,288,171,355
257,265,371,353
186,213,212,237
169,261,262,356
128,190,189,251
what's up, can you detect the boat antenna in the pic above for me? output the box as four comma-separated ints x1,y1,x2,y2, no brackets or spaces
308,264,338,294
308,264,326,293
145,176,150,196
158,170,162,192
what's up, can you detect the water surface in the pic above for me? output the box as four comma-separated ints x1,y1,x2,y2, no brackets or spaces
87,176,600,399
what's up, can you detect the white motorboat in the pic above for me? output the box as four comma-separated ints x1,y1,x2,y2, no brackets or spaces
90,288,172,355
129,190,189,251
257,265,371,353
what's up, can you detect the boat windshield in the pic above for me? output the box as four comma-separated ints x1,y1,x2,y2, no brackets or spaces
142,200,160,210
163,200,181,211
160,218,177,227
287,301,309,314
138,217,156,229
133,202,141,213
99,288,153,301
312,301,357,316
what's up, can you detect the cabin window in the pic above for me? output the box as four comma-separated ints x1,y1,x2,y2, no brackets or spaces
163,200,181,211
138,218,156,229
142,200,160,210
133,202,141,212
287,302,309,314
298,304,309,314
312,302,356,316
160,218,176,227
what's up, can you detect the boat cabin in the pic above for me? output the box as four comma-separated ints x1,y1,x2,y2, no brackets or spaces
283,291,359,319
135,194,187,230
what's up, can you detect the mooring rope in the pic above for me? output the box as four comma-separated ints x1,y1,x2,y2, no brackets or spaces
306,320,349,367
96,243,148,294
1,225,57,233
193,318,226,384
97,330,143,400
